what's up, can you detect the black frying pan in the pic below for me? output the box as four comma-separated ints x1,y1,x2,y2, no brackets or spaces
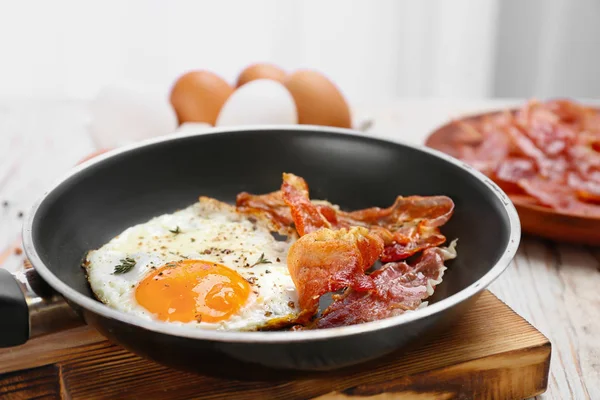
1,126,520,379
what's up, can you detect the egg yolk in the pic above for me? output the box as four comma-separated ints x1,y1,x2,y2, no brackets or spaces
135,260,251,323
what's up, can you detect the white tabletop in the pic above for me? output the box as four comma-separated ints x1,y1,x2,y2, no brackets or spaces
0,99,597,400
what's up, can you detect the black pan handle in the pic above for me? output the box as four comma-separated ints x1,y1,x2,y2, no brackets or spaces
0,268,29,346
0,267,84,347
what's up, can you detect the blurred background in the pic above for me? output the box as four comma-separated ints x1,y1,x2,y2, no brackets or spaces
1,0,599,106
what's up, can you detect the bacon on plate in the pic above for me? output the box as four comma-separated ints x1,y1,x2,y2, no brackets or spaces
452,99,600,217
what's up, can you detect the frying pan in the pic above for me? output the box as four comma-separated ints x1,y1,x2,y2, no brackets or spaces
1,126,520,379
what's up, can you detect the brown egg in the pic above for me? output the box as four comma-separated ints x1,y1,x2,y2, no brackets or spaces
236,63,287,88
77,148,112,165
170,70,234,125
283,70,351,128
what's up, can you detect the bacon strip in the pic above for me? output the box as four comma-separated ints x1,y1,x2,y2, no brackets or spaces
286,227,384,316
236,190,342,230
339,195,454,262
456,115,512,176
379,225,447,262
281,173,331,235
314,243,456,329
518,176,600,217
236,190,293,228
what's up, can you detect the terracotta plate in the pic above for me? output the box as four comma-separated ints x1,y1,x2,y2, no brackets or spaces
425,110,600,246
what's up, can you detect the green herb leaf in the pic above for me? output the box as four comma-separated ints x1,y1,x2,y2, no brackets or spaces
169,226,181,234
113,258,136,274
249,253,271,268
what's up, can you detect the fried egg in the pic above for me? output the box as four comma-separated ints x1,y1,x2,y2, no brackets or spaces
84,197,300,331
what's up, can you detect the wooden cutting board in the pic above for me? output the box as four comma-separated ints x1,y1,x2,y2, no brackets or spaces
0,291,550,400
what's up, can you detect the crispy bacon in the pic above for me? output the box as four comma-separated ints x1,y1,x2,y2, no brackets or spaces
236,173,457,326
279,173,454,261
236,187,346,234
286,227,384,316
239,174,454,262
314,243,456,329
456,116,511,176
493,157,536,194
379,227,447,262
236,190,293,227
339,195,454,262
449,99,600,216
518,175,600,216
281,173,331,235
342,196,453,228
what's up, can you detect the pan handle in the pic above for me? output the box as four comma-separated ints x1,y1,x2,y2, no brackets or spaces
0,267,84,347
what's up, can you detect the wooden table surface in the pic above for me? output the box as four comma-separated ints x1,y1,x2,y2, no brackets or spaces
1,98,598,400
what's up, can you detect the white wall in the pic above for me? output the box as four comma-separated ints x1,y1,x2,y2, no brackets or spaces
0,0,598,104
493,0,600,99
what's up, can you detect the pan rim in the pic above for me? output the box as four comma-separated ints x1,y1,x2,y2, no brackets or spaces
22,125,521,343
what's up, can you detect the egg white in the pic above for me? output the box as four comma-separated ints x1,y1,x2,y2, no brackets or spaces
84,197,300,331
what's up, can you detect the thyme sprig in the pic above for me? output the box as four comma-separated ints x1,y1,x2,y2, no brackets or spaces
249,253,272,268
113,258,136,274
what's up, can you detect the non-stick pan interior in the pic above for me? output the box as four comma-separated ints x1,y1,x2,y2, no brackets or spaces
32,129,511,307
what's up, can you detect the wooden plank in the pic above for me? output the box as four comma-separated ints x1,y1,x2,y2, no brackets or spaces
0,364,62,400
0,291,550,400
0,326,105,376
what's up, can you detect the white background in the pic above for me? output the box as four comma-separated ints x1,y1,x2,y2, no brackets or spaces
0,0,599,105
